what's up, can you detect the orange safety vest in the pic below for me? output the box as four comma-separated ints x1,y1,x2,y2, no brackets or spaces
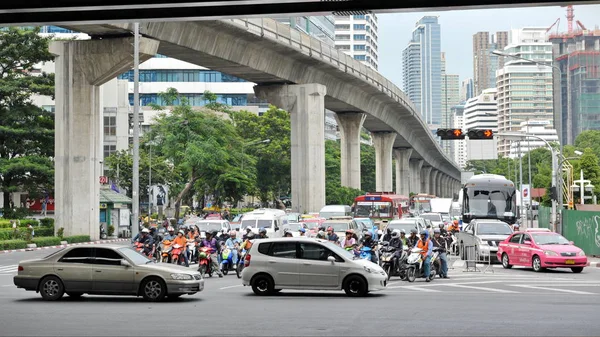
417,239,429,257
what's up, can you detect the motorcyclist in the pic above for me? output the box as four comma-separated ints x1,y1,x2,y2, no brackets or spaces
382,227,393,242
431,228,450,278
399,229,408,247
242,226,253,240
450,220,460,233
340,230,356,250
358,231,378,264
240,231,255,252
163,226,176,241
326,227,339,243
199,231,224,277
283,229,294,237
172,230,189,267
375,229,383,242
417,230,433,282
407,229,419,248
388,229,404,271
316,230,326,239
298,227,308,237
257,227,268,239
438,223,448,236
138,228,154,257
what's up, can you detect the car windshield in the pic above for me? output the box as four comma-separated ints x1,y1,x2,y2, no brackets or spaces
353,202,393,218
476,223,512,235
232,214,243,222
421,214,442,222
241,219,274,229
387,221,418,233
323,222,350,232
355,219,374,227
531,233,570,245
287,214,299,222
464,185,517,219
196,222,223,232
118,247,151,265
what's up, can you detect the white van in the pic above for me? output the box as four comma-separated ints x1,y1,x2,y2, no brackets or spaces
240,209,288,237
319,205,352,219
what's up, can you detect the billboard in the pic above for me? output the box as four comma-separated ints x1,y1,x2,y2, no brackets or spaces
150,185,169,207
522,184,531,204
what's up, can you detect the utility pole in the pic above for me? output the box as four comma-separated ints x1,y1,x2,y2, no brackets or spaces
519,141,523,226
527,119,533,228
131,22,140,239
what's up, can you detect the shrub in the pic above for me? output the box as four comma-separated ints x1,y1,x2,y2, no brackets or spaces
57,227,64,239
20,219,39,227
40,218,54,228
0,239,28,250
35,227,54,237
23,227,33,243
1,207,33,219
65,235,90,244
107,225,115,236
0,229,14,241
32,237,61,247
0,219,11,228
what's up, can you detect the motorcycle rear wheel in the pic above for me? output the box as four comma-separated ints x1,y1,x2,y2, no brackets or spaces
236,264,243,279
385,264,392,281
222,266,229,276
199,265,207,277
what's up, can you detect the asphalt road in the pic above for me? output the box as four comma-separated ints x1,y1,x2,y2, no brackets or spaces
1,245,599,336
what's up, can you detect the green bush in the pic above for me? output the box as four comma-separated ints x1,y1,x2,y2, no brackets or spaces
35,227,54,237
32,237,61,247
1,207,33,219
65,235,90,244
0,229,13,241
0,219,10,228
57,227,64,239
39,218,54,228
107,225,115,236
20,219,39,227
0,239,28,250
23,227,33,243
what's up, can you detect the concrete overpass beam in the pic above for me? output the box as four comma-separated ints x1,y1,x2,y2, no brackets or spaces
409,159,424,194
421,166,433,197
372,132,396,192
335,112,366,190
254,83,326,213
393,148,412,196
430,170,439,196
50,37,159,240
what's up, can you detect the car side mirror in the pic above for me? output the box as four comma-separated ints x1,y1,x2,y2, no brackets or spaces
121,259,132,267
523,240,532,245
275,227,279,231
327,255,336,263
569,241,574,245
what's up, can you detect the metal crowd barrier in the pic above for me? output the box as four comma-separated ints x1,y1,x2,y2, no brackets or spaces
463,245,480,272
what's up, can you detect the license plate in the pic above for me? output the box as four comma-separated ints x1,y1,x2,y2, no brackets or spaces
565,259,575,265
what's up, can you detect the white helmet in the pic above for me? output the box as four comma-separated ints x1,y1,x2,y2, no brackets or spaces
167,226,174,232
392,229,400,238
245,226,252,231
377,230,383,236
141,228,150,233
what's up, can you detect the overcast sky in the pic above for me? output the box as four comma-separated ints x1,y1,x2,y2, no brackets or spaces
377,4,600,88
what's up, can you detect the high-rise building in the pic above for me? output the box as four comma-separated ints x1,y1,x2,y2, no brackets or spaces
452,105,466,168
460,78,474,102
464,88,499,161
274,16,335,46
334,13,379,69
441,53,461,156
509,120,559,158
550,28,600,145
473,31,508,95
496,27,555,157
402,16,442,126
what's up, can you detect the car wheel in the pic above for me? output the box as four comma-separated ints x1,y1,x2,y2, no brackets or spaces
532,256,544,272
141,277,167,302
571,267,584,273
501,253,513,269
66,292,83,298
407,267,416,283
251,274,274,296
40,276,64,301
343,275,368,297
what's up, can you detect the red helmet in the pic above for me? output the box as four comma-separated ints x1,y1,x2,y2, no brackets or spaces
327,226,334,232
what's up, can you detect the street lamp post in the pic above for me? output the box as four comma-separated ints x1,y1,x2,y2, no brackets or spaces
497,132,559,232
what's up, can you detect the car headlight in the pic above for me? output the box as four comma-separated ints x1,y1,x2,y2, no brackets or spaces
578,250,586,256
363,266,381,274
544,250,558,256
171,273,193,280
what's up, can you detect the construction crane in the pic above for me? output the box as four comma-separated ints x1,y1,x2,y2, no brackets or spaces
576,20,587,31
562,5,575,33
546,18,560,34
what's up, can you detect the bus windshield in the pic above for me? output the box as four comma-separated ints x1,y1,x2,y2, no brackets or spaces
463,186,516,221
354,201,393,218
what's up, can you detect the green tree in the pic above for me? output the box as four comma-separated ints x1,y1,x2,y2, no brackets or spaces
0,27,55,209
148,89,253,219
574,130,600,159
360,143,376,192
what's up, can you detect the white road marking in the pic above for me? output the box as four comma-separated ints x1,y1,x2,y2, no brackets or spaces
387,286,441,292
219,284,243,290
511,285,596,295
445,284,519,293
0,265,17,272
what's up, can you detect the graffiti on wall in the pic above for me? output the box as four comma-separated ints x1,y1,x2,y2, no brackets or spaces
574,215,600,249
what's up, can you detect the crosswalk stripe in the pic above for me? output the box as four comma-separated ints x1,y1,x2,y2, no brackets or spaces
445,284,519,293
387,285,441,292
511,285,596,295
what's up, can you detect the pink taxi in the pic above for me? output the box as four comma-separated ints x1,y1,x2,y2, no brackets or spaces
497,228,587,273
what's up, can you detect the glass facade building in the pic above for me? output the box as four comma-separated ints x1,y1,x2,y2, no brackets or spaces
334,13,379,69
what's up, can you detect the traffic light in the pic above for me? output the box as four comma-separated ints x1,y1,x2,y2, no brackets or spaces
436,128,465,140
549,186,557,201
467,129,494,140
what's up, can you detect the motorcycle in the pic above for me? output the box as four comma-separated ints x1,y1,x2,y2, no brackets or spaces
431,247,442,278
160,239,172,263
405,247,435,282
171,243,184,265
100,225,107,240
236,247,247,279
198,246,214,277
357,246,374,261
220,244,235,276
134,242,144,254
187,239,197,263
379,242,396,279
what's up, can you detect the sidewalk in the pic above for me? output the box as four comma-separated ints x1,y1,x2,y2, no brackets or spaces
0,238,129,254
587,256,600,268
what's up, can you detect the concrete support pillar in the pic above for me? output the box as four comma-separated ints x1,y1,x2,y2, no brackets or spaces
394,148,413,196
255,84,326,213
335,112,366,190
409,159,424,194
51,37,159,240
436,173,443,197
443,176,449,198
429,169,439,196
372,132,397,192
421,166,433,196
